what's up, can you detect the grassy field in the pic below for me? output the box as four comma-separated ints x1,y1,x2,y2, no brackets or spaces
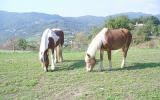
0,48,160,100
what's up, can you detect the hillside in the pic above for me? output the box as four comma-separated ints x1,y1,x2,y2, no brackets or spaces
113,12,152,19
0,11,159,44
0,11,105,43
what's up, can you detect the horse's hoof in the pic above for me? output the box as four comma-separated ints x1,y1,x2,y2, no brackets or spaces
43,68,48,72
54,60,58,63
121,65,125,69
51,67,58,71
51,68,56,71
86,68,92,72
86,70,91,72
59,60,63,63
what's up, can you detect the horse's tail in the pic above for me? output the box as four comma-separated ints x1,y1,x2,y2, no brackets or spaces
56,30,64,62
127,31,132,47
121,29,132,48
56,43,63,62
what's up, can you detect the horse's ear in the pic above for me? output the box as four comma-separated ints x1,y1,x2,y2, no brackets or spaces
87,53,90,58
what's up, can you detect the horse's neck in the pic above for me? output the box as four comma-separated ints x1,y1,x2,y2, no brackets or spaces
87,35,102,57
87,28,108,57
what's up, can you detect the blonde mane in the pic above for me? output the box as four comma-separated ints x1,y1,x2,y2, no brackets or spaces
87,28,108,57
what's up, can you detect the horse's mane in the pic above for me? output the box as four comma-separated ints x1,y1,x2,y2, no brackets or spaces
87,28,108,57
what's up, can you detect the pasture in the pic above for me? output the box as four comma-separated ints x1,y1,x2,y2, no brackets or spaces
0,48,160,100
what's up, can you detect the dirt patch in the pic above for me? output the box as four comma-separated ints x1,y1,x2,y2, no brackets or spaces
33,75,45,91
50,82,93,100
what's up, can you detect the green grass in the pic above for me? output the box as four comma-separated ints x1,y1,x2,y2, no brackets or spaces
0,48,160,100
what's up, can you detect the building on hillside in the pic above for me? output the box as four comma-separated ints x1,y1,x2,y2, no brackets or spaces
134,22,144,27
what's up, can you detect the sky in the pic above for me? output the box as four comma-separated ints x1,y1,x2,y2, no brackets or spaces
0,0,160,17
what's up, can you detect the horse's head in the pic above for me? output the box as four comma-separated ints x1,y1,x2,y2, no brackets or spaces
85,53,96,72
40,50,49,72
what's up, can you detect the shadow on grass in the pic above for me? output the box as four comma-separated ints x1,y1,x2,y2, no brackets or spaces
56,60,85,71
48,62,160,72
111,62,160,71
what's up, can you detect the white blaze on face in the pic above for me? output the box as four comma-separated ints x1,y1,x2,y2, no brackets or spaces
85,55,91,71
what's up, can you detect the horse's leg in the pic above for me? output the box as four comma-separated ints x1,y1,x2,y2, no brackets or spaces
121,36,132,68
98,50,104,71
54,47,58,63
57,45,59,62
121,35,132,68
59,44,63,62
42,63,47,72
57,44,63,62
51,49,56,70
107,50,112,70
121,47,128,68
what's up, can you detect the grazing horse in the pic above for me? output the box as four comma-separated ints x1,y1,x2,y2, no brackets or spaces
85,28,132,72
39,28,64,71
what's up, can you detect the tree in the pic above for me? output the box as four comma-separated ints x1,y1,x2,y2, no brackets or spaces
104,16,132,30
18,38,27,50
137,16,160,26
88,26,102,40
2,37,19,51
133,16,160,36
157,25,160,36
72,32,88,49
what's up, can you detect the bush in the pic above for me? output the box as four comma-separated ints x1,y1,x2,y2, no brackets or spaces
18,38,27,50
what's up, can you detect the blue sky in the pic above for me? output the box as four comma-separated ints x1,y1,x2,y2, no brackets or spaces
0,0,160,17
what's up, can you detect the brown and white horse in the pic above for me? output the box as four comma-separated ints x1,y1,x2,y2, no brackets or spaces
85,28,132,72
39,28,64,71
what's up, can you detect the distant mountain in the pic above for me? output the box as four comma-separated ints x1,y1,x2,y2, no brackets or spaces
0,11,105,43
113,12,152,19
0,11,159,44
156,14,160,20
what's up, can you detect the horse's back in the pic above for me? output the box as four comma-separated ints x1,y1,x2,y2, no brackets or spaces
107,28,131,37
51,29,64,46
103,28,132,50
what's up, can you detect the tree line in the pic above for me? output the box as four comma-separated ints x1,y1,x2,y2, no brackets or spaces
2,15,160,50
74,15,160,49
89,16,160,43
1,38,38,51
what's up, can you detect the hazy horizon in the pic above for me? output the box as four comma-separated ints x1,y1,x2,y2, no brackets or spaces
0,0,160,17
0,10,159,18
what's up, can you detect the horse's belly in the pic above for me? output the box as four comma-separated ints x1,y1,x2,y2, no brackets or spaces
103,40,126,50
111,46,123,50
112,41,126,49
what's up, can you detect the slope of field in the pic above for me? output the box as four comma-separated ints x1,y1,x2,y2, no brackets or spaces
0,48,160,100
